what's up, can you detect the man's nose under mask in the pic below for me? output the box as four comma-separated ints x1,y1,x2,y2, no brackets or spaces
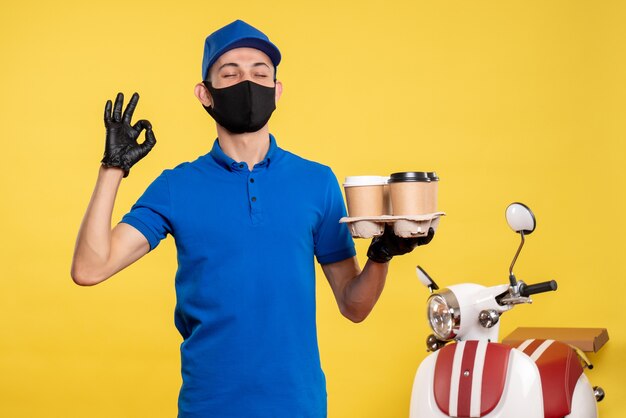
203,80,276,134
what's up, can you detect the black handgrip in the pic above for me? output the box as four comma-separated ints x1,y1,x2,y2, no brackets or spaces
519,280,558,297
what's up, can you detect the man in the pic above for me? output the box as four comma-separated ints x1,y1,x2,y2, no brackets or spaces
71,19,433,418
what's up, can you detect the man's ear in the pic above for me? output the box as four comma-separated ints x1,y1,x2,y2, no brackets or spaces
275,80,283,104
194,82,212,107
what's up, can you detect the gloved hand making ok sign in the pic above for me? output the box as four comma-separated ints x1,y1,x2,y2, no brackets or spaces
101,92,156,177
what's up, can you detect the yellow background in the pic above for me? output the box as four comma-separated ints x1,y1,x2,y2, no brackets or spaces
1,0,624,416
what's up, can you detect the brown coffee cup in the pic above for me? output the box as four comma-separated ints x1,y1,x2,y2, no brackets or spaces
388,172,438,215
343,176,388,217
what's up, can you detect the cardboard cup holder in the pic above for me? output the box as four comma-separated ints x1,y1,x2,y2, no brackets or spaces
342,173,443,239
340,212,445,239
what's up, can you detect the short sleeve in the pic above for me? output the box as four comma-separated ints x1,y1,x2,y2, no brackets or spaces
119,171,173,251
314,167,356,264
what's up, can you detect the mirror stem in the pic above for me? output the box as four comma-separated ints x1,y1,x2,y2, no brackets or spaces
509,231,525,286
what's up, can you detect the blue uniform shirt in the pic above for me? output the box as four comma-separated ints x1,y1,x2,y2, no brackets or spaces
120,134,356,417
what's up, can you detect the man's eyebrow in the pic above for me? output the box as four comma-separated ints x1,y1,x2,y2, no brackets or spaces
252,62,271,69
217,62,271,71
217,63,240,72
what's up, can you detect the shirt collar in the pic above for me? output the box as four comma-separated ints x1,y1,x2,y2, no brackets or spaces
209,133,279,171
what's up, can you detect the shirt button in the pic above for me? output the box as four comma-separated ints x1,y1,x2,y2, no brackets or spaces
239,164,244,169
250,178,255,183
251,197,257,202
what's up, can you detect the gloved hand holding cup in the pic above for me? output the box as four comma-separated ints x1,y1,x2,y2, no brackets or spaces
342,171,441,262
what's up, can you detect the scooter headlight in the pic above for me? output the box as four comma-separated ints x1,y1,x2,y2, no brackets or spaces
427,289,461,341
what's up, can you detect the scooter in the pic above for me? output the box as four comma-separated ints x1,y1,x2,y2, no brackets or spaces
409,203,605,418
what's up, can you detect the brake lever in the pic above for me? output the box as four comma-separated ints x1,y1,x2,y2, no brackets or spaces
497,281,532,306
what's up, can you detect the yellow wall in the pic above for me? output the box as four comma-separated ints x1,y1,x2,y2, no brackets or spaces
1,1,624,416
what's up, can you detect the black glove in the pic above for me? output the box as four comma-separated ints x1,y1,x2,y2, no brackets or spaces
367,225,435,264
101,92,156,177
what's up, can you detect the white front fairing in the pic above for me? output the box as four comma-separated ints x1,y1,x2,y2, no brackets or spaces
410,348,544,418
565,373,598,418
445,284,512,342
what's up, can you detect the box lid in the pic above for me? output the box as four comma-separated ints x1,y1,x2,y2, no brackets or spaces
502,327,609,353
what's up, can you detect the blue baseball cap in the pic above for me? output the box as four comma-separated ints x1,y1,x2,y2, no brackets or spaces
202,19,282,80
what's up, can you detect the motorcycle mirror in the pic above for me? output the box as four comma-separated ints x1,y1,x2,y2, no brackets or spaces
416,266,439,292
506,202,536,286
505,202,536,235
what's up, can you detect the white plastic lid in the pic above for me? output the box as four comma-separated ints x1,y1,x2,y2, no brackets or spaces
343,176,388,187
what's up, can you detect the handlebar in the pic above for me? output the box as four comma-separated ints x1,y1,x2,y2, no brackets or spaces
519,280,558,297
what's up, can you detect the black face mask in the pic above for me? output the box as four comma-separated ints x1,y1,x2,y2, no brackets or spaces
203,80,276,134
